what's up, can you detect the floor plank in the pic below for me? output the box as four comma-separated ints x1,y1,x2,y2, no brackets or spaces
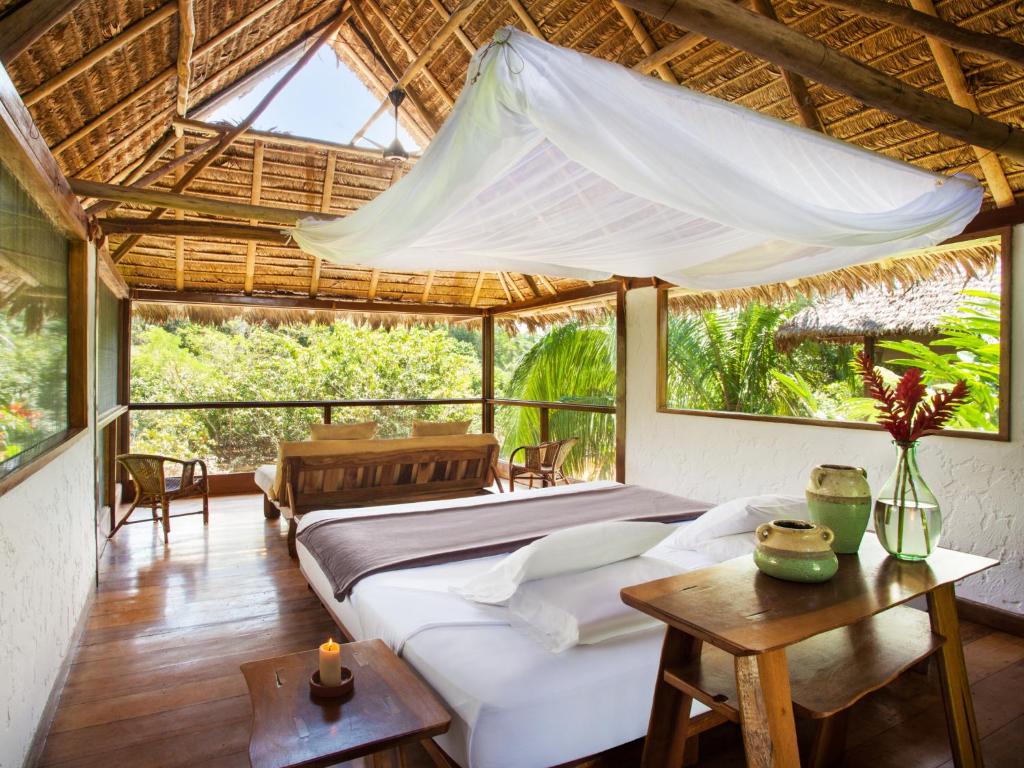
37,494,1022,767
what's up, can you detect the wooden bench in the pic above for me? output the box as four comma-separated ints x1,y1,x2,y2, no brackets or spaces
264,434,502,556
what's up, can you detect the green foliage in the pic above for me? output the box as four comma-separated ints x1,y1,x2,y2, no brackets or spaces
842,290,1001,432
131,319,483,471
495,322,616,479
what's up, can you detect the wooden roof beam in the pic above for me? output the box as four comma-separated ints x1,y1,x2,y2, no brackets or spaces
361,0,454,108
351,0,485,143
0,0,86,64
611,1,679,84
813,0,1024,69
113,8,351,262
908,0,1013,208
507,0,544,39
102,218,291,244
430,0,475,54
749,0,822,132
631,0,747,74
175,0,196,117
71,178,337,225
22,2,176,106
621,0,1024,163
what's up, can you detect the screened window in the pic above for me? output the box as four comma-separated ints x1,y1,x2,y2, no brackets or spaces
96,281,121,415
0,159,71,476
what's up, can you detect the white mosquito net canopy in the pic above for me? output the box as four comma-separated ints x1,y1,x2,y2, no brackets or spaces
291,27,983,290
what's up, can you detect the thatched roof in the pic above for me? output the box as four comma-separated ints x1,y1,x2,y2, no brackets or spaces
775,264,1001,347
5,0,1022,315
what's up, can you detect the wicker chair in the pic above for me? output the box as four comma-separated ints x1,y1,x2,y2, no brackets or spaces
507,437,578,492
115,454,210,542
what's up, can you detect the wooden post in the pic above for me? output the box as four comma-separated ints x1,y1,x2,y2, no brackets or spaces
310,149,336,298
482,313,494,434
175,0,196,117
615,284,627,484
621,0,1024,163
539,406,550,443
245,140,265,295
174,136,185,290
323,405,332,424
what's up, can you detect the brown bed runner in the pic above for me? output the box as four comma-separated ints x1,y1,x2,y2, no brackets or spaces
297,484,708,600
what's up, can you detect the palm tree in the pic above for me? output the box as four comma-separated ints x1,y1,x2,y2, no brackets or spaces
666,302,815,416
497,322,617,480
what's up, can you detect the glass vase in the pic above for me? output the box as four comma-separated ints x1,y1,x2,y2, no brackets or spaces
874,441,942,560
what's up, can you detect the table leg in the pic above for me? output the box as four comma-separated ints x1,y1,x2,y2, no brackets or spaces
927,583,984,768
641,628,701,768
734,649,801,768
805,709,849,768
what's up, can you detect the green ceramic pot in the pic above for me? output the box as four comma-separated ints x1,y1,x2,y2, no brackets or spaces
806,464,872,554
754,519,839,583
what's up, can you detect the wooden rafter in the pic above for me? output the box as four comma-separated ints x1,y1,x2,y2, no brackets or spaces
908,0,1014,208
110,129,178,186
421,270,436,302
0,0,85,63
349,4,441,133
470,272,485,306
351,0,485,143
429,0,476,54
611,1,679,84
813,0,1024,69
71,178,336,225
361,0,453,108
87,135,219,216
175,0,196,117
310,150,337,298
631,0,745,74
244,140,265,294
113,8,351,262
521,274,541,298
621,0,1024,163
367,269,381,299
22,2,176,107
507,0,544,39
51,0,305,157
749,0,823,132
495,272,512,303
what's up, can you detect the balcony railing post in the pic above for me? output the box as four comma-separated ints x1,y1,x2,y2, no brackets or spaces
540,406,550,443
323,405,332,424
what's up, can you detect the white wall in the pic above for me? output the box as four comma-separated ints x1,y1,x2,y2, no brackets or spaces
0,438,96,768
625,225,1024,614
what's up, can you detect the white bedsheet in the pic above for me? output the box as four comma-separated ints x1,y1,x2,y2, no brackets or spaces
296,482,718,768
254,463,275,496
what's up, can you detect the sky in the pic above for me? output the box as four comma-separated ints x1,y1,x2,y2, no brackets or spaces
208,48,421,151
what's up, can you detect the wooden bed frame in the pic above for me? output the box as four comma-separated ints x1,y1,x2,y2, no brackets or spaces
280,437,502,556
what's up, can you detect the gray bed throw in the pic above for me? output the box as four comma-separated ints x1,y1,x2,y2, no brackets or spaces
298,484,708,600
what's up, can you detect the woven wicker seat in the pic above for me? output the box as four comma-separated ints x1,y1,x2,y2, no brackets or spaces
508,438,578,491
115,454,210,543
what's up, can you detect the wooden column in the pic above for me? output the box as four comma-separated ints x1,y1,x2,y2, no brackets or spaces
908,0,1014,208
310,149,335,298
175,0,196,117
620,0,1024,163
174,136,185,290
482,312,495,434
615,284,627,484
244,140,264,295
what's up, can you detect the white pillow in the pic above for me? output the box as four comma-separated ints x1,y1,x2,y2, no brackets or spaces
509,556,680,652
694,532,759,562
452,521,675,605
661,494,807,551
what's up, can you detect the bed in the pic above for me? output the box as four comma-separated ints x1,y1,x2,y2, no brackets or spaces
294,480,750,768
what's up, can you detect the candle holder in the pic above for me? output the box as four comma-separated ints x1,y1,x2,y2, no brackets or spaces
309,667,354,701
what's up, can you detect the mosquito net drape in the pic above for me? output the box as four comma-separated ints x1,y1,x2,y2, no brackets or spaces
291,28,983,290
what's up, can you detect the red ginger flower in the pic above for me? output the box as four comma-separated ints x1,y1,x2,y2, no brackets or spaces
855,351,969,443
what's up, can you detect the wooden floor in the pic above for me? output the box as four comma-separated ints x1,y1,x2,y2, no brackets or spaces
37,494,1024,768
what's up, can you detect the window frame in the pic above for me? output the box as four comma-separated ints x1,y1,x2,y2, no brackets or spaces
0,67,94,498
656,226,1013,443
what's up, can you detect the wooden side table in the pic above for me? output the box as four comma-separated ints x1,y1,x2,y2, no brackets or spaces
621,538,997,768
241,639,451,768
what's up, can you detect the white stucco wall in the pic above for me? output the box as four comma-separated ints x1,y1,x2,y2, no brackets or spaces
625,225,1024,614
0,436,96,768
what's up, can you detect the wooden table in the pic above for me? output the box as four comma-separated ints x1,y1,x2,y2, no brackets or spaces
621,537,997,768
241,640,451,768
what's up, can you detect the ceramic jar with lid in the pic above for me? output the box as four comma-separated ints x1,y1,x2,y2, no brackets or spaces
754,519,839,583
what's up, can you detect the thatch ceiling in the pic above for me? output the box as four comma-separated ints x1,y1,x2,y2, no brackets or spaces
3,0,1022,312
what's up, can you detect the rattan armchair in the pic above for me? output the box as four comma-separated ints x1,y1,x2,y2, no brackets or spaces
114,454,210,542
507,437,578,491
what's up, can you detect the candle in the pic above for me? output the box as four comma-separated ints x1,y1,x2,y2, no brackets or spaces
319,637,342,687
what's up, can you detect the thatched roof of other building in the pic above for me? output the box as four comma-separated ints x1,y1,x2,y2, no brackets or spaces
775,266,1001,348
